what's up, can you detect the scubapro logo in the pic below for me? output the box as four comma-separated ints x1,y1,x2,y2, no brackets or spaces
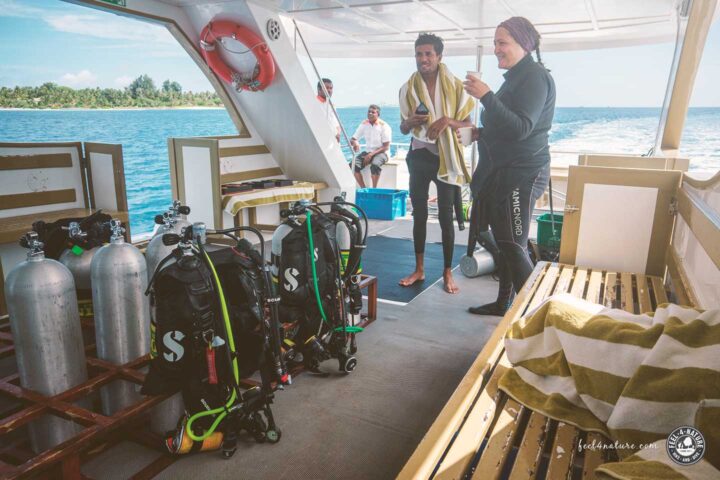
667,426,705,465
284,267,300,291
163,331,185,362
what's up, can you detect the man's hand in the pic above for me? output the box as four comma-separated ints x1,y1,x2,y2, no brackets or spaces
363,153,373,167
403,113,429,130
427,116,451,141
463,75,491,100
350,139,360,152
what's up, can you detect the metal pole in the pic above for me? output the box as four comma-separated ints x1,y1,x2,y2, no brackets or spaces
292,19,355,165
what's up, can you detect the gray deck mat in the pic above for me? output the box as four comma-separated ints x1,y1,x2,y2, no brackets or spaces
81,219,504,480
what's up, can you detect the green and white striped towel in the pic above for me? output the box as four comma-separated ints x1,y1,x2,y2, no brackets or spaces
499,293,720,479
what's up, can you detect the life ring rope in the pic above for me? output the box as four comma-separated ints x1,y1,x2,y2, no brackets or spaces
199,20,275,92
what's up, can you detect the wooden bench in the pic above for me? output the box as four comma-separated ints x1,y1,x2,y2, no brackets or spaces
399,167,719,479
0,142,130,315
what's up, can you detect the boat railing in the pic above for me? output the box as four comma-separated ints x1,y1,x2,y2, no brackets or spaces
291,19,356,164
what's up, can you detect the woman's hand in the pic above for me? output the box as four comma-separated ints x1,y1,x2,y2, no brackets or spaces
463,75,491,99
454,126,480,144
427,116,451,140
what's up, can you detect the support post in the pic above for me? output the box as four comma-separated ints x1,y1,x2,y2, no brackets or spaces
654,0,717,156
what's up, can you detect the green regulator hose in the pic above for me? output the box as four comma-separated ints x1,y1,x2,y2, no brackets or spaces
186,249,241,442
306,211,328,323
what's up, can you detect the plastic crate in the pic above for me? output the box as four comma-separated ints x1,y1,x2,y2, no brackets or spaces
355,188,408,220
536,213,563,248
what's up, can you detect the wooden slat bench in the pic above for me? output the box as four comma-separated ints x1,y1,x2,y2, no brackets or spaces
399,165,720,479
398,262,675,480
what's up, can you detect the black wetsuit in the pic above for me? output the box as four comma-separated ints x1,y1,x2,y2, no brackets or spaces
407,145,458,268
470,54,556,307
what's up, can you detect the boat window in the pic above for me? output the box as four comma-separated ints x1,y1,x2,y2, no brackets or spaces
0,1,237,238
680,17,720,178
538,43,676,167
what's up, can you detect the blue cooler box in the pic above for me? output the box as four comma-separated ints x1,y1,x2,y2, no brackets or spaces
355,188,408,220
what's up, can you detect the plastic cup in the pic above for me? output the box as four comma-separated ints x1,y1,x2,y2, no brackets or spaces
466,70,482,81
458,126,473,146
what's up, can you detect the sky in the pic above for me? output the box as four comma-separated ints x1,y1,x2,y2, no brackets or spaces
1,0,719,107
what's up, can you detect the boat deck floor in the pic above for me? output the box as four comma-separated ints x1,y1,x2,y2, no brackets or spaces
82,217,507,480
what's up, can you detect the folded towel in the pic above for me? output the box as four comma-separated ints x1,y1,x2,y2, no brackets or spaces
399,63,474,186
500,293,720,480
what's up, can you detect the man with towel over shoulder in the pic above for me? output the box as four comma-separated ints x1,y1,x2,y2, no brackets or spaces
398,33,475,294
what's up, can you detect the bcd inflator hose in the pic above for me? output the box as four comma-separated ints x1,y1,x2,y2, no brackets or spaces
186,248,241,442
306,211,327,323
334,326,364,333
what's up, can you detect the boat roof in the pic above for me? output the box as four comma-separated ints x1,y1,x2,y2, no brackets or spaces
152,1,720,57
250,0,687,57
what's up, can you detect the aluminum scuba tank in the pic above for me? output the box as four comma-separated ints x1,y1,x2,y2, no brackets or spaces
461,200,497,278
58,221,100,295
336,218,351,276
460,248,495,278
146,201,191,280
91,220,151,415
145,202,190,433
4,232,88,453
271,222,295,285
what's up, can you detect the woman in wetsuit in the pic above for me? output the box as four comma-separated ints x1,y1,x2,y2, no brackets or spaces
463,17,556,315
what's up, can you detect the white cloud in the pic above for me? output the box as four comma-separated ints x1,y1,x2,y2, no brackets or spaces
0,0,45,18
59,70,98,87
45,13,174,44
1,0,174,44
114,75,134,87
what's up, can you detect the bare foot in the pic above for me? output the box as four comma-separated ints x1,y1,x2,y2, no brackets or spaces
399,270,425,287
443,271,459,294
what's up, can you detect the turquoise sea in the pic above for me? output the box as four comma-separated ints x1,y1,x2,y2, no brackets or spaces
1,107,719,237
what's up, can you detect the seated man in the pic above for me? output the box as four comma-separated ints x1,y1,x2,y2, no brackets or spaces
350,104,391,188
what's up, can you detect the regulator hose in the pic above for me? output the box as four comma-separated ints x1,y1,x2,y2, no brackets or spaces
306,210,327,323
185,246,241,442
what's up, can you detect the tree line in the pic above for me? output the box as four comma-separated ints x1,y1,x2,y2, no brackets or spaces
0,75,223,109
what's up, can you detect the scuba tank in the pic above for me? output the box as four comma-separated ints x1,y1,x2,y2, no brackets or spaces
143,222,283,457
33,211,112,316
460,197,497,278
91,220,151,415
4,232,88,453
58,221,101,298
146,201,191,279
271,198,367,374
145,202,191,433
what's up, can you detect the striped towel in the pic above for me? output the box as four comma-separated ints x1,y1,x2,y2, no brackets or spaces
499,293,720,479
399,63,475,187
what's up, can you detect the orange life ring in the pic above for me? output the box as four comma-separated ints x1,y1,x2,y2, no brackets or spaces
199,20,275,92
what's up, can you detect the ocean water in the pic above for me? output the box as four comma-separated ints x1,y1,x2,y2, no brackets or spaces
1,107,718,237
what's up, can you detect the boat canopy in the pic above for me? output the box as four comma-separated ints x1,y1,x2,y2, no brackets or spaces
225,0,695,57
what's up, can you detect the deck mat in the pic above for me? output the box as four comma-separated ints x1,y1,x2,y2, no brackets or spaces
361,235,465,303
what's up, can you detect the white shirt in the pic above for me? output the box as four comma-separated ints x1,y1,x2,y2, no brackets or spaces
352,118,392,151
318,96,340,137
